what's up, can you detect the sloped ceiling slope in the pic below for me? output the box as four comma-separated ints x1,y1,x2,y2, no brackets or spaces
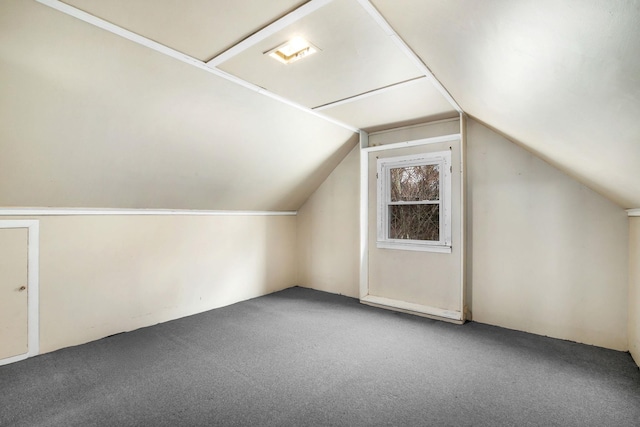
373,0,640,208
61,0,308,61
7,1,632,211
0,0,356,211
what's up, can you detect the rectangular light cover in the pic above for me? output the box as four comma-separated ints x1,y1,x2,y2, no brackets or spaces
266,37,318,64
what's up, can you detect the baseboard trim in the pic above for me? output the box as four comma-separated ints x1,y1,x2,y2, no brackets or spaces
0,352,29,367
360,294,464,324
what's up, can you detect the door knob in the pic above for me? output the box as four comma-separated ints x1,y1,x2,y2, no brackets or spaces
18,286,26,292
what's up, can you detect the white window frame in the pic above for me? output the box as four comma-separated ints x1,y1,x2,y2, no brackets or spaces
376,150,452,253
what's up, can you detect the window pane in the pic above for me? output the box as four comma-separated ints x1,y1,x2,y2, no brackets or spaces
389,204,439,241
390,165,439,202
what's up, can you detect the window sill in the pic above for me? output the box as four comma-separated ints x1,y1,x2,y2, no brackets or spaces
376,241,452,253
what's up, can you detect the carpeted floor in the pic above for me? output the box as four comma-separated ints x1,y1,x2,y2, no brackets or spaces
1,286,639,426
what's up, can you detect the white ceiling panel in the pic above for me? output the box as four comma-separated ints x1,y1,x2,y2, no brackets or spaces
1,0,356,210
6,0,637,211
372,0,640,208
61,0,307,61
217,0,423,108
319,78,457,132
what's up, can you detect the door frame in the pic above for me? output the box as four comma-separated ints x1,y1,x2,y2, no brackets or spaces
0,220,39,366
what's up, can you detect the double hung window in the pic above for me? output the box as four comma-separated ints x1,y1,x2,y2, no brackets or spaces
376,150,452,253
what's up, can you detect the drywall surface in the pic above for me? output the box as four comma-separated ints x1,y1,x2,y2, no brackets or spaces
367,141,462,312
297,119,461,299
372,0,640,208
629,218,640,364
368,118,460,147
297,117,628,351
297,146,360,298
0,0,356,211
467,119,629,350
0,214,296,354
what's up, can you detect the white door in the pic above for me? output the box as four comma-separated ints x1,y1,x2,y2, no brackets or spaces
0,228,29,360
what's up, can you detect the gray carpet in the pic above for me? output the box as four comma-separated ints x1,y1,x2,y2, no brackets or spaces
1,287,639,426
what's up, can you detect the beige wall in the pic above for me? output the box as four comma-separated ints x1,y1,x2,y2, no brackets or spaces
629,218,640,363
0,214,296,354
297,146,360,298
369,119,460,146
467,120,629,350
367,141,462,312
4,117,629,356
298,117,630,351
0,0,357,212
296,119,463,301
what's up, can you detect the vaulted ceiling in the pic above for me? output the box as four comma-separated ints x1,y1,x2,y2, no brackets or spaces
1,0,638,210
373,0,640,209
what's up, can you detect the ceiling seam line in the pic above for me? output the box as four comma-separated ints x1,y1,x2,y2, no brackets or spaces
313,77,427,111
34,0,359,134
355,0,464,114
206,0,335,67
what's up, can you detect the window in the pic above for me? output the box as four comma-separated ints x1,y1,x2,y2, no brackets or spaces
376,150,452,253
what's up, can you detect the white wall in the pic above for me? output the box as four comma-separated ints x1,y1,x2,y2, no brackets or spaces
467,120,629,350
0,214,297,354
297,146,360,298
629,217,640,363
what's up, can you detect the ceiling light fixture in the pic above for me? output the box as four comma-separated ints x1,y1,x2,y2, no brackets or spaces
265,37,319,64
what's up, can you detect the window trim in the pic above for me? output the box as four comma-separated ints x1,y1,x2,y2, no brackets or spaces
376,150,452,253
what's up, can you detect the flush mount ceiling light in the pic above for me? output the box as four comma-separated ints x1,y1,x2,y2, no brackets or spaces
265,36,319,64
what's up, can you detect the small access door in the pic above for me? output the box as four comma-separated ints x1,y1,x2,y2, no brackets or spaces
0,220,39,365
0,228,28,360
